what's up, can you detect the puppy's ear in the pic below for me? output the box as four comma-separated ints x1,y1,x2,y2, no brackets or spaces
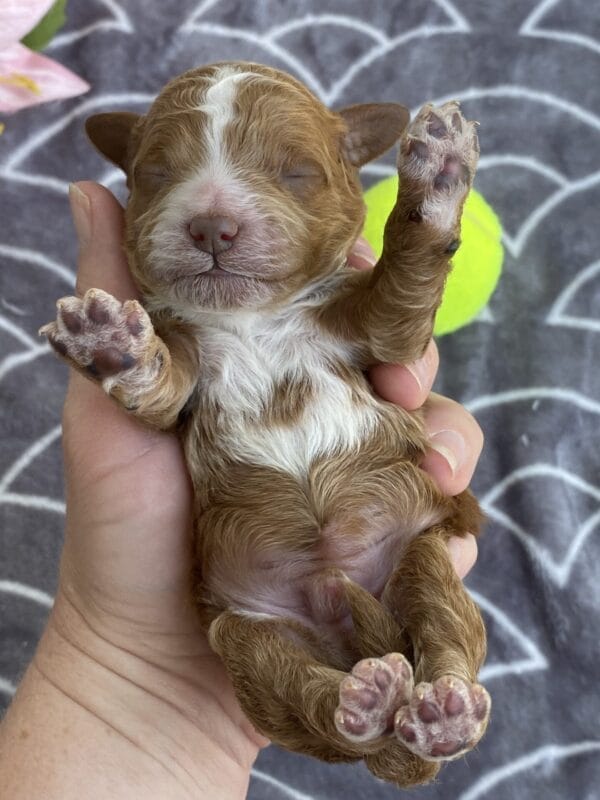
337,103,410,167
85,112,143,173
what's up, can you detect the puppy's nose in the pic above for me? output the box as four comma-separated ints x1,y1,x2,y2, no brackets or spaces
188,215,239,254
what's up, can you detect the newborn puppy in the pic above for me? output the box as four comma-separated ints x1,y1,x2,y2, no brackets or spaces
41,62,490,787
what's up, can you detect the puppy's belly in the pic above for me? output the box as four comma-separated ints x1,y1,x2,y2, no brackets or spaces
198,454,446,630
229,511,442,628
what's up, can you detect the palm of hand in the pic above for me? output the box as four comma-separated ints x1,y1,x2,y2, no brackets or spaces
61,373,219,672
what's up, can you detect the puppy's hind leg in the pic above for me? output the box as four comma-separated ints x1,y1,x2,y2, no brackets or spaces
381,500,491,763
208,611,356,761
208,610,370,762
215,575,439,788
302,569,415,749
311,570,441,787
210,610,435,787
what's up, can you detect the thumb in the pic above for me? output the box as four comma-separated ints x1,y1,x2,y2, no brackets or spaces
63,181,160,477
347,236,377,271
69,181,139,301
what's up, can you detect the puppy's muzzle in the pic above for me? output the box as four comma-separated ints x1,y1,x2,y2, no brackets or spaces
188,215,239,254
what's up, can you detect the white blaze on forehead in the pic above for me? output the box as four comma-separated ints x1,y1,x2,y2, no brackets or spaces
146,67,298,291
196,67,255,176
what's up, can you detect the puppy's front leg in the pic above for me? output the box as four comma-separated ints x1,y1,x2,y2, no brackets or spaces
368,103,479,363
320,103,478,365
40,288,197,430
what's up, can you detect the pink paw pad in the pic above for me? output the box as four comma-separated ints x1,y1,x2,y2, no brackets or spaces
398,101,479,236
400,101,478,188
395,676,490,761
335,653,414,743
40,289,154,381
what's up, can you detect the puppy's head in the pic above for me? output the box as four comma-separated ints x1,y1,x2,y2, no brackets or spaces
86,62,408,313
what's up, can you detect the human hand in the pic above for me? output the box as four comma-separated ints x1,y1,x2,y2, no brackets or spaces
35,185,482,797
41,181,265,799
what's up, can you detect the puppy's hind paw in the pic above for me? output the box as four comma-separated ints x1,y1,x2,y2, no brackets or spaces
335,653,414,743
395,676,490,761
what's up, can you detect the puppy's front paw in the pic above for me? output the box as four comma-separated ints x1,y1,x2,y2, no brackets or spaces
335,653,414,743
398,102,478,234
40,289,159,391
395,676,490,761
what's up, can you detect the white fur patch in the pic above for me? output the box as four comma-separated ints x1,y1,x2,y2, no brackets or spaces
147,170,266,273
420,191,463,231
195,299,381,478
195,67,254,180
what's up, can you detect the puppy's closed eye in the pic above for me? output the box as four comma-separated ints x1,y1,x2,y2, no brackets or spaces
134,163,171,190
281,161,325,193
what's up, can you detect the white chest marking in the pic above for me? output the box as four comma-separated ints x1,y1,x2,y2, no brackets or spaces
197,309,380,477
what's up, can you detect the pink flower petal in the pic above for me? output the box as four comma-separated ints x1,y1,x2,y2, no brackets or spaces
0,0,56,50
0,43,89,113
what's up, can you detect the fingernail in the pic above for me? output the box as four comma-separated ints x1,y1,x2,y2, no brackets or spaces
352,238,377,266
428,429,466,476
405,342,436,391
69,183,91,247
446,534,477,578
405,355,429,391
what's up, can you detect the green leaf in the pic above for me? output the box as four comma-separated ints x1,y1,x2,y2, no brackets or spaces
21,0,68,51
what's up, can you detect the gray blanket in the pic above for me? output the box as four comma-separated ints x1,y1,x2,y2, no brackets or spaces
2,1,600,797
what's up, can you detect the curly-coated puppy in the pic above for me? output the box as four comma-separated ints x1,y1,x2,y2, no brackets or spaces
41,62,490,787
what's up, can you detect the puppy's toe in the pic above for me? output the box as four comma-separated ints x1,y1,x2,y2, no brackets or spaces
335,653,414,743
398,102,478,235
395,676,490,761
40,290,157,390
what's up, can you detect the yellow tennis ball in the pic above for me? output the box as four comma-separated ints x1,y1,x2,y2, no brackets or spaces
362,176,503,335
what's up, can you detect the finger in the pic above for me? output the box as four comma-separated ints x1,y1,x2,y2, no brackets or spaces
63,183,158,467
347,236,377,270
447,534,478,579
420,392,484,495
70,181,139,301
63,370,160,459
369,340,439,411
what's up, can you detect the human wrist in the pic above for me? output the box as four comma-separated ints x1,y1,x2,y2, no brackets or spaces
31,591,259,798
